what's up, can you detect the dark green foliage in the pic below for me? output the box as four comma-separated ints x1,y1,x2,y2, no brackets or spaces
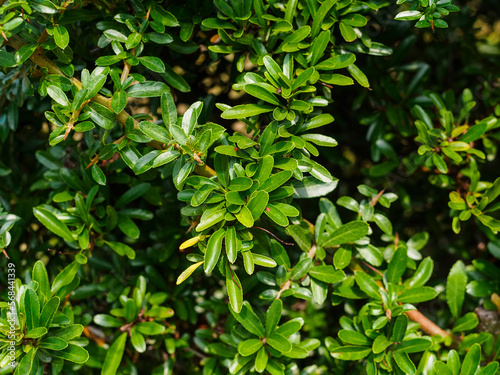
1,0,500,374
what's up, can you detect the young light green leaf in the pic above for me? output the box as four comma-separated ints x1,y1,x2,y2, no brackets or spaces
51,261,80,294
176,261,204,285
102,332,127,375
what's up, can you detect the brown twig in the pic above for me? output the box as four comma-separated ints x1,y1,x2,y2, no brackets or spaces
254,227,294,246
405,309,450,338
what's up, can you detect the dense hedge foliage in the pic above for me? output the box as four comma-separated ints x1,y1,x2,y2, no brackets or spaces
1,0,500,374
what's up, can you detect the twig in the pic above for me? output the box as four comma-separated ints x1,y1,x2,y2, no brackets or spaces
254,227,294,246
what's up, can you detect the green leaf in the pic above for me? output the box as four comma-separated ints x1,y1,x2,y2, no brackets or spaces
334,248,352,270
86,74,107,99
347,64,369,88
245,84,281,106
111,91,127,113
24,289,40,331
95,55,121,66
432,153,448,173
170,124,188,145
477,362,499,375
263,55,286,83
331,346,371,360
0,50,16,67
311,0,337,37
225,191,246,205
255,346,269,373
290,258,313,280
105,241,136,259
161,92,178,126
196,208,226,232
176,261,204,285
253,253,277,268
14,44,37,65
91,164,106,186
229,176,253,191
225,227,238,263
386,246,407,284
126,32,142,49
242,250,255,275
33,261,51,299
94,314,124,327
116,183,151,207
47,85,70,107
136,321,166,335
204,228,225,273
309,266,345,284
372,334,392,354
51,261,80,294
461,343,481,375
221,104,274,119
39,337,68,350
49,324,84,341
14,348,36,375
338,330,372,346
393,351,416,375
247,191,269,221
446,260,467,319
226,263,243,313
265,299,282,337
260,171,293,192
398,286,439,303
131,329,146,353
102,332,127,375
53,344,89,364
394,338,432,353
230,301,265,337
236,206,254,228
54,25,70,49
138,56,166,73
161,64,190,92
267,333,292,353
299,114,335,132
406,257,434,288
301,134,338,147
323,221,369,247
452,312,478,333
238,338,263,356
391,315,408,343
127,81,169,98
355,271,381,300
139,121,170,143
86,101,115,129
340,22,357,42
182,101,202,136
264,204,289,226
103,29,127,42
40,297,60,328
395,10,423,20
459,122,487,143
292,177,338,198
151,5,179,26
